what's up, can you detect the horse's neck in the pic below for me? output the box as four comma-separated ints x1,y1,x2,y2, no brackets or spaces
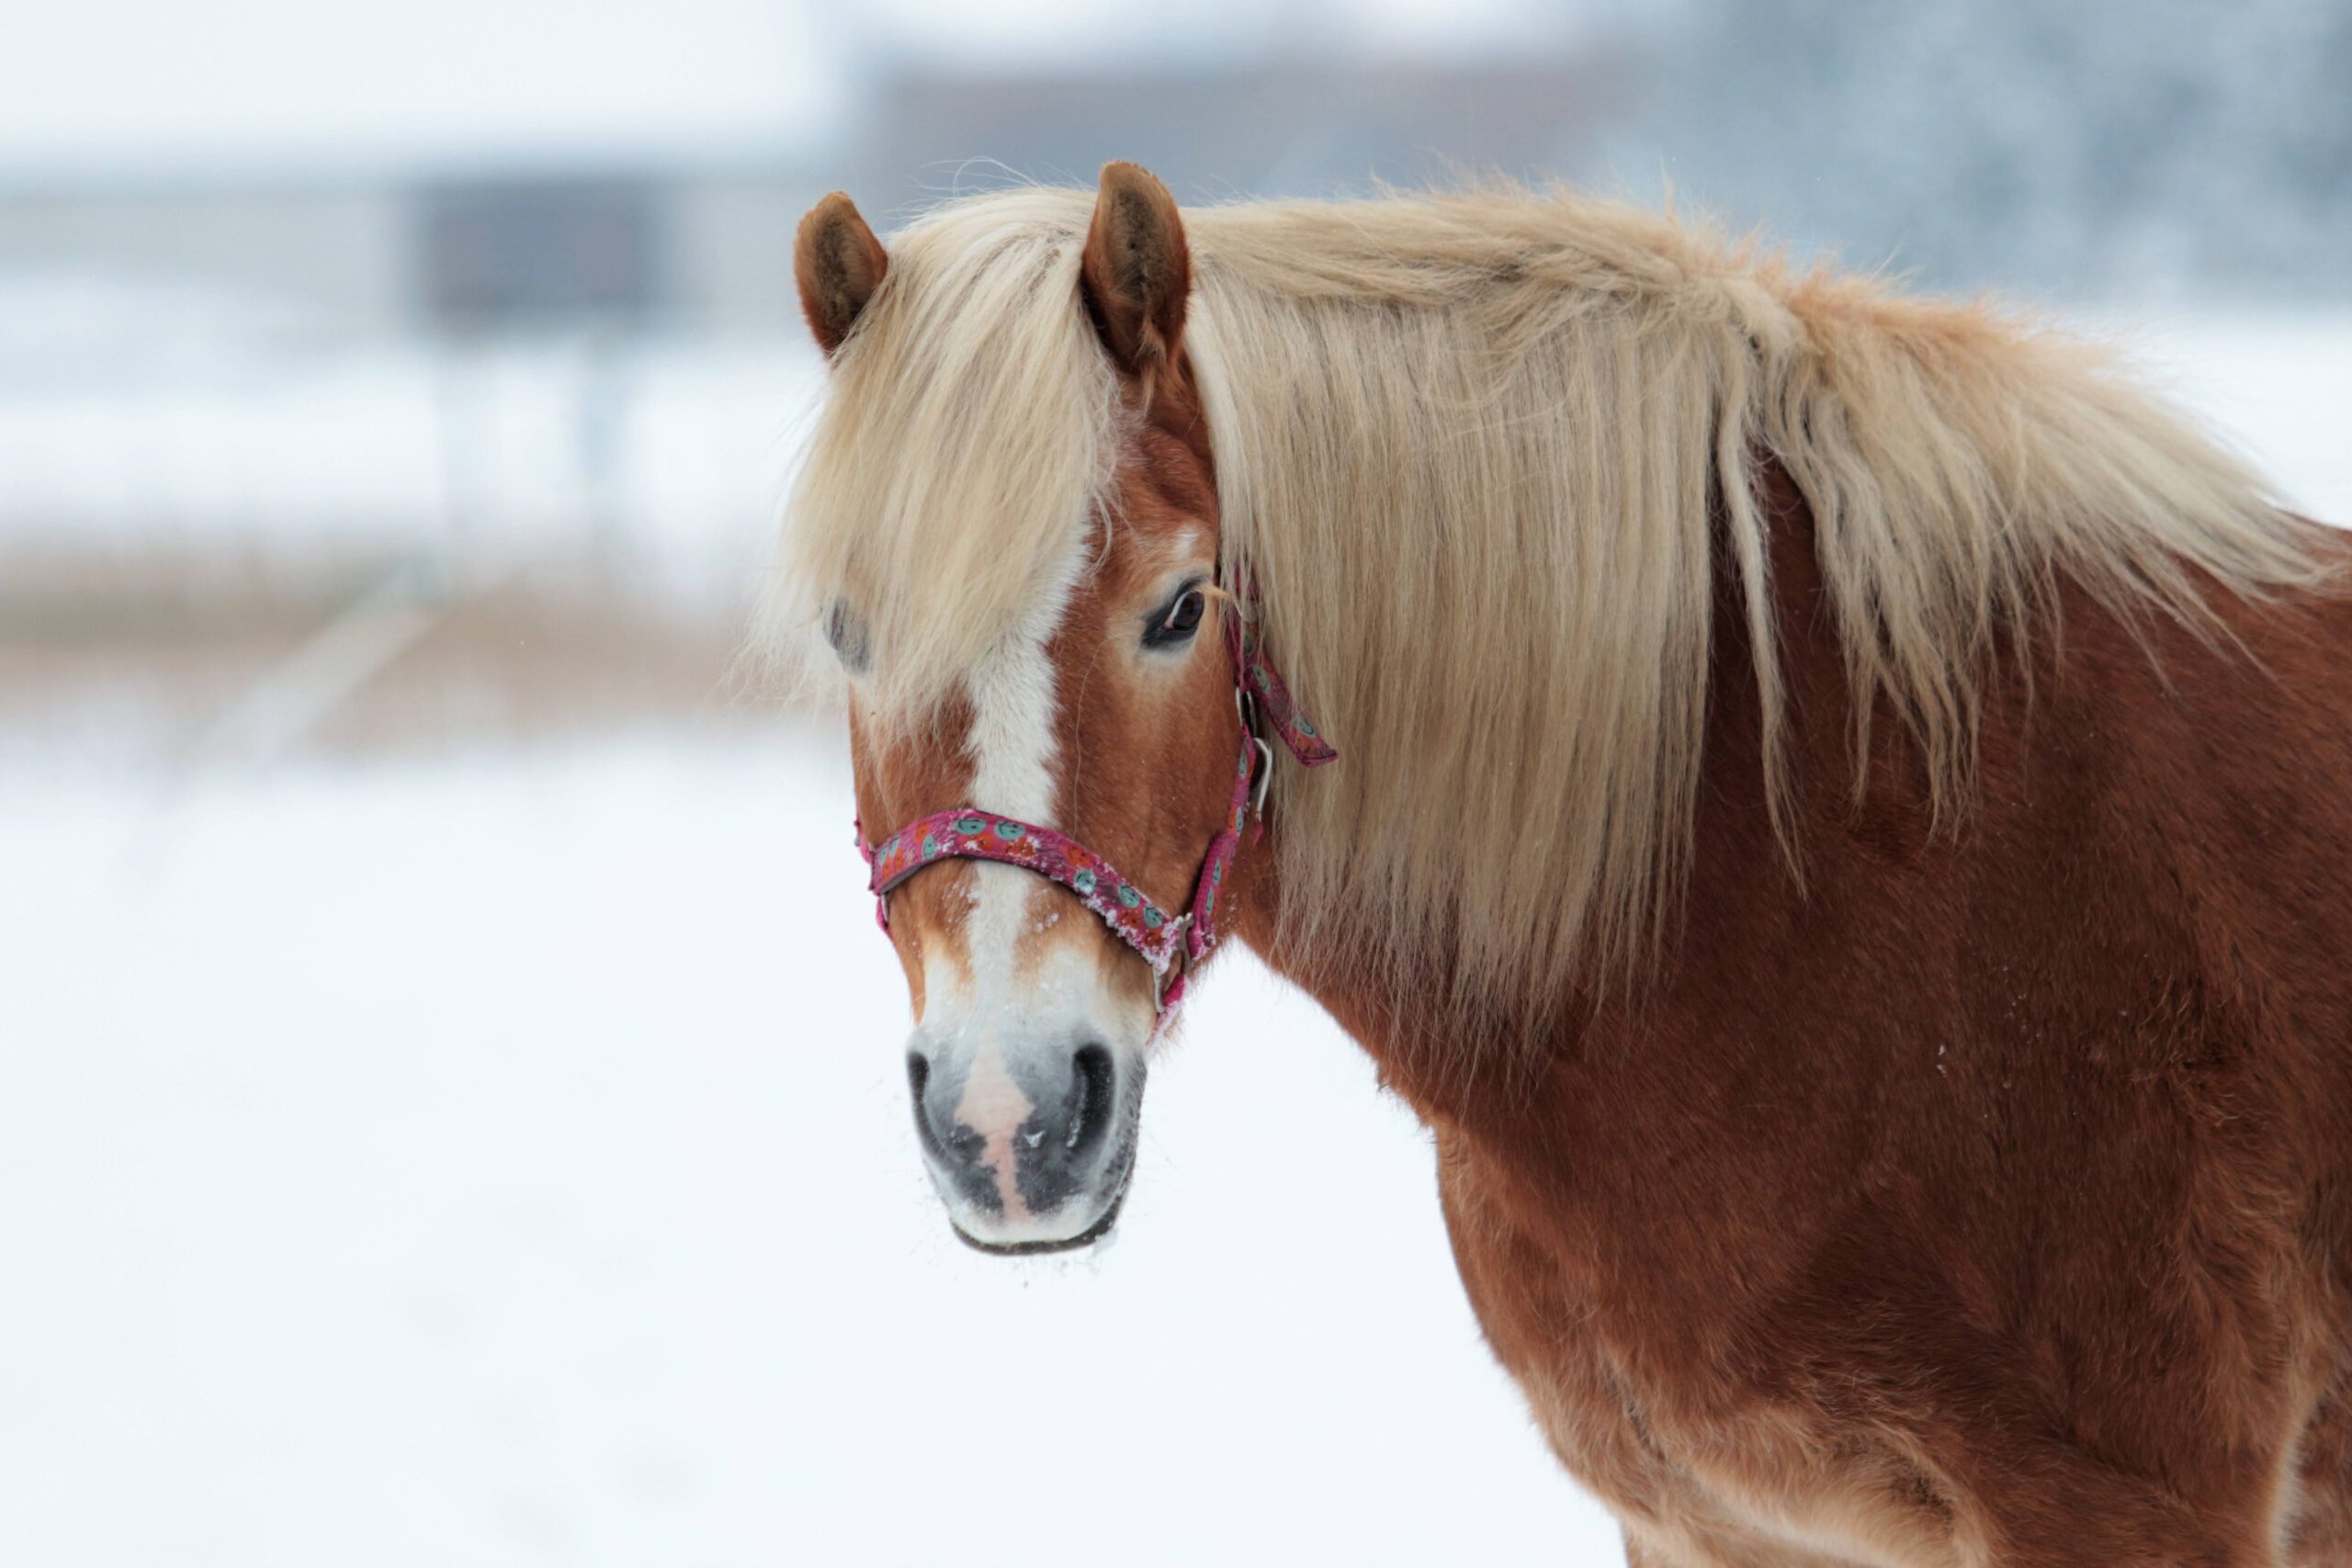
1229,455,1873,1133
1249,445,2347,1158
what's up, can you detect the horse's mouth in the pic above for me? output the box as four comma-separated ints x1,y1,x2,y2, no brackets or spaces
946,1135,1136,1257
949,1177,1129,1255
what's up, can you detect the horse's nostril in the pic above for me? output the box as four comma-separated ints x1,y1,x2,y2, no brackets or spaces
907,1051,945,1160
1066,1043,1115,1159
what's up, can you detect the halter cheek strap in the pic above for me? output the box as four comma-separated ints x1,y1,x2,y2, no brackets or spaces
854,604,1335,1023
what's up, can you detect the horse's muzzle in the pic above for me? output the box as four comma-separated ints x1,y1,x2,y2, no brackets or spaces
906,1036,1141,1253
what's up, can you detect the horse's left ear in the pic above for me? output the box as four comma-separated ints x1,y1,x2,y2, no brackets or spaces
1080,161,1191,378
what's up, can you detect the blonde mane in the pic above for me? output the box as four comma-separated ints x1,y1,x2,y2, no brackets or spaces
779,184,2325,1010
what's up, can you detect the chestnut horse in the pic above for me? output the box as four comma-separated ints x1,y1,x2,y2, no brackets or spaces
777,164,2352,1566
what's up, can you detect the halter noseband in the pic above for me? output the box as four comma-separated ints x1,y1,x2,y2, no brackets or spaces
854,599,1336,1024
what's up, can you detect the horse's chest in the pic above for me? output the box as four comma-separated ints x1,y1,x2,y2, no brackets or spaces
1435,1141,1962,1568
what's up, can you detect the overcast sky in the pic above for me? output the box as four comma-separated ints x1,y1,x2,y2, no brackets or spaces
0,0,836,175
0,0,1608,177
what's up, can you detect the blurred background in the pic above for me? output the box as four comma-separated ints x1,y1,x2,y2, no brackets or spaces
6,3,2348,1564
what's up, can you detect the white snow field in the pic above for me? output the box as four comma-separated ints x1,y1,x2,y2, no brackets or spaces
4,316,2347,1567
1,730,1609,1566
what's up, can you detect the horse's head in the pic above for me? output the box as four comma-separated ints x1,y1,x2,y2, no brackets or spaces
791,166,1262,1253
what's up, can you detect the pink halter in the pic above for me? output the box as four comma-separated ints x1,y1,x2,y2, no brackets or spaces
854,598,1336,1021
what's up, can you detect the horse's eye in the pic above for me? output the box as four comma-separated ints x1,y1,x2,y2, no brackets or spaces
826,601,869,672
1146,587,1206,649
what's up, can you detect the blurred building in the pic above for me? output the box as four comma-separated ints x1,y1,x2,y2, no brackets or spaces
0,55,1630,345
0,163,821,341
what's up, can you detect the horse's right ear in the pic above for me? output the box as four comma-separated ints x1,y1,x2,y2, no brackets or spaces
795,192,888,357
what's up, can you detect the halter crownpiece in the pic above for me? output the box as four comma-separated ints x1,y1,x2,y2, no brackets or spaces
854,598,1335,1025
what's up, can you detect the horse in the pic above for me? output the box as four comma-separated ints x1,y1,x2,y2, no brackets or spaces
775,163,2352,1566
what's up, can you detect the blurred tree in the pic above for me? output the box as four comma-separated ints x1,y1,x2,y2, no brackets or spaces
1602,0,2352,299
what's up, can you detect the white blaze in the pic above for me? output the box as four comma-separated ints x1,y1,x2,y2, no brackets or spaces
915,530,1150,1177
935,554,1069,1216
927,530,1079,1028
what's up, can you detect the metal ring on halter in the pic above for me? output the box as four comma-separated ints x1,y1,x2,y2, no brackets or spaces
1235,685,1277,818
1150,914,1193,1010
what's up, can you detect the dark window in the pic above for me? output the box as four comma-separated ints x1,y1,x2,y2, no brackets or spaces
418,179,661,332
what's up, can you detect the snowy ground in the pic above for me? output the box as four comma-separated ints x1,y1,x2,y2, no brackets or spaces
2,728,1605,1566
4,315,2347,1567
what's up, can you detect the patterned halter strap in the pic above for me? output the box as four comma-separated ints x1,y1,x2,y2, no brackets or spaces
854,598,1337,1022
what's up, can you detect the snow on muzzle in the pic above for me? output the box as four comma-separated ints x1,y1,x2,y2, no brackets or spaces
904,1024,1144,1252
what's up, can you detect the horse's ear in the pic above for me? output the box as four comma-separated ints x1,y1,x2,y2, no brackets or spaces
795,192,888,357
1080,161,1191,378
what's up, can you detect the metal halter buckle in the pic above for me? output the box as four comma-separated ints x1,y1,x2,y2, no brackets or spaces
1236,686,1276,819
1150,914,1193,1011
